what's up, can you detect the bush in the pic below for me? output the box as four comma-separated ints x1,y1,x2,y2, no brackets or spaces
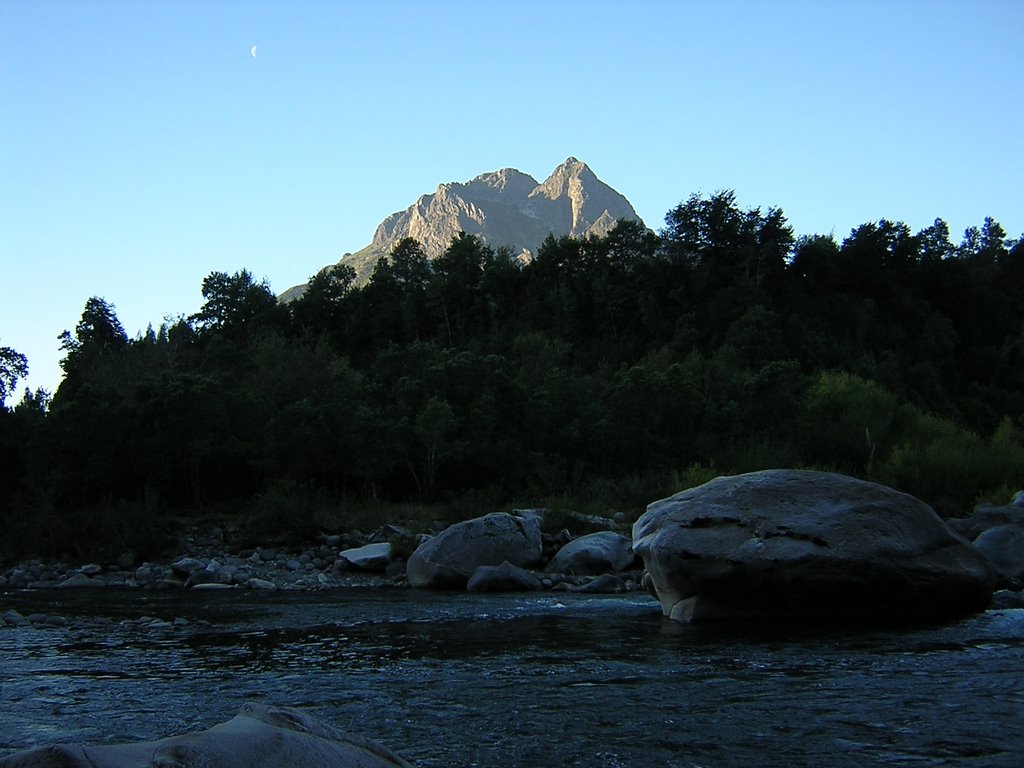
801,371,897,476
0,487,170,564
243,479,333,545
671,462,719,491
881,410,1024,517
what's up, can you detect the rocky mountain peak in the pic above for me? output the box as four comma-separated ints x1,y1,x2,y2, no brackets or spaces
531,157,592,198
281,158,642,298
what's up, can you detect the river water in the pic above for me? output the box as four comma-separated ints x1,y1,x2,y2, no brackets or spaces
1,589,1022,767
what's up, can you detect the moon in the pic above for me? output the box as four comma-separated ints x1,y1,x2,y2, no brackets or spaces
250,45,258,58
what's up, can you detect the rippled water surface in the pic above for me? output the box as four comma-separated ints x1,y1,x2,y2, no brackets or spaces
1,589,1023,767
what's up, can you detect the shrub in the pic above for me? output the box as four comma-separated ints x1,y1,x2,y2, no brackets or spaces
801,371,897,476
881,410,1024,517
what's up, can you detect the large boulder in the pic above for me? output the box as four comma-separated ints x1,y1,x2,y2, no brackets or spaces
633,470,996,622
0,703,412,768
406,512,542,589
544,531,637,575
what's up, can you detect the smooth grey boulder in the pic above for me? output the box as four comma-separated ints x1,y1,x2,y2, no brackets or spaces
633,470,996,622
406,512,542,589
973,524,1024,586
467,561,543,592
338,542,392,572
0,702,413,768
545,531,637,575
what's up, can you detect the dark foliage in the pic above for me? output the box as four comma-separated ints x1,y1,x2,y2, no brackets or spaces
2,193,1022,560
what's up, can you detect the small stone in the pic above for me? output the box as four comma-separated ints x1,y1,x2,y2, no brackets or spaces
571,574,627,594
185,570,221,589
2,609,26,627
339,542,393,572
245,578,277,590
80,564,103,576
286,560,301,571
171,557,206,576
58,573,102,589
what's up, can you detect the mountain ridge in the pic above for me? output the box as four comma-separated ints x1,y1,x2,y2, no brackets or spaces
281,157,641,300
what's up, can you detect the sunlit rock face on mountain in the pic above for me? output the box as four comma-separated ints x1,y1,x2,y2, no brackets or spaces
282,157,641,298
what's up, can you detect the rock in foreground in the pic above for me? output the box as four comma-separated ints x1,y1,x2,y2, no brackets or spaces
0,703,412,768
633,470,996,622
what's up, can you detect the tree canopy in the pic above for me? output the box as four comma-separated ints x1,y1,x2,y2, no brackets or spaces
2,190,1022,560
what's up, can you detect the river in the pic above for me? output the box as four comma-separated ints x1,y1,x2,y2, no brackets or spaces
1,589,1022,767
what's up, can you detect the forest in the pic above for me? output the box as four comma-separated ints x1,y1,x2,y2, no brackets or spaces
1,190,1022,561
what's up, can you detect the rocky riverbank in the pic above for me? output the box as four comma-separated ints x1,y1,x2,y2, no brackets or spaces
6,485,1024,630
0,509,646,628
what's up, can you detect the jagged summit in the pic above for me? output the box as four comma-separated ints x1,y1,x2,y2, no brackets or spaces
281,158,641,299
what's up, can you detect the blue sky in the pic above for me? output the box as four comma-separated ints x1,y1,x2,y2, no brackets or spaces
2,0,1022,397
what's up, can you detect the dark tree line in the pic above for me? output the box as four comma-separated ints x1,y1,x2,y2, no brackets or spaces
2,191,1023,559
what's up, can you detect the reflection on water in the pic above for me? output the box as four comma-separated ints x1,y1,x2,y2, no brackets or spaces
2,589,1023,767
